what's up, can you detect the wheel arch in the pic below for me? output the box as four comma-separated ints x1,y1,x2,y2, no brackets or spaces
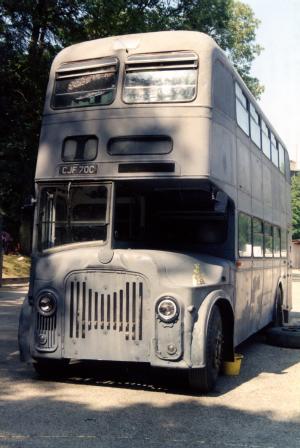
18,296,33,363
190,290,234,368
217,298,235,362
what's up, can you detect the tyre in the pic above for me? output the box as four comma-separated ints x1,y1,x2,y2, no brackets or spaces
189,305,223,393
265,326,300,349
273,287,283,327
33,359,69,378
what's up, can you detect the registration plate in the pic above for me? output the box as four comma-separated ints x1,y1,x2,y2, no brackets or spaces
59,164,98,175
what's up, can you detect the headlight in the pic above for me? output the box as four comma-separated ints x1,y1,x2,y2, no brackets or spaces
156,297,179,323
36,292,57,316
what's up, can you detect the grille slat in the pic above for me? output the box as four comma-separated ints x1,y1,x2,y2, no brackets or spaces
76,281,80,338
88,288,92,331
119,290,123,332
113,292,117,330
70,282,74,337
94,292,98,330
106,294,110,330
82,282,86,338
125,282,130,340
139,282,143,340
68,275,144,341
132,282,136,340
101,293,104,329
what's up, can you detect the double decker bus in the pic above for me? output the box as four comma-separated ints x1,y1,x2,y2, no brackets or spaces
19,31,291,392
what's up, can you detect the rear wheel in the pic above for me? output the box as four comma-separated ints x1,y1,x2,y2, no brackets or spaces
189,305,223,393
273,287,283,327
265,326,300,348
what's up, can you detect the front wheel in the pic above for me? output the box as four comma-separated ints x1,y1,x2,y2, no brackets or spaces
33,359,69,379
189,305,223,393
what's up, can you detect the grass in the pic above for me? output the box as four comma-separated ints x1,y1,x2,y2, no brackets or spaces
2,254,31,278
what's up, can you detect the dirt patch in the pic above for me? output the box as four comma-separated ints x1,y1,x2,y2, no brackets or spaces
2,255,30,278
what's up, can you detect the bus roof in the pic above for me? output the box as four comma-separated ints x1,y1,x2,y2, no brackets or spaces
52,30,219,68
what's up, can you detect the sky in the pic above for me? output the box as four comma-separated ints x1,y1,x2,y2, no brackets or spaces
245,0,300,163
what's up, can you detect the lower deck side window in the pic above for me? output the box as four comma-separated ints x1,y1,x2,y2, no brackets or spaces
238,213,252,257
114,182,230,252
252,218,263,257
264,223,273,257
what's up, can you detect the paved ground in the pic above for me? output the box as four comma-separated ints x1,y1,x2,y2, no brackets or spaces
0,281,300,448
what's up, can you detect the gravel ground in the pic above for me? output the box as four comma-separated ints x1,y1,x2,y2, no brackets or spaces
0,282,300,448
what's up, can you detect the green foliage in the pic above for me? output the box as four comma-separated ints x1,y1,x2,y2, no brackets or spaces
226,1,264,99
291,175,300,239
0,0,263,240
81,0,263,97
0,0,84,236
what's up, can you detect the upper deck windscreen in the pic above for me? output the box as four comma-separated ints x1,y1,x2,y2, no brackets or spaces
53,57,118,108
123,52,198,103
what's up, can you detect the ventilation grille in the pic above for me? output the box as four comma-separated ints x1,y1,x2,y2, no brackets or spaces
35,314,57,350
56,57,118,79
68,280,144,341
125,52,198,71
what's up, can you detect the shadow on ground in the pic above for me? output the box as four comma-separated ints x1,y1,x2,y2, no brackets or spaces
1,287,300,447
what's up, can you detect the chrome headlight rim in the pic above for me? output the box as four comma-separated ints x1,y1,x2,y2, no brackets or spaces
36,291,57,317
156,296,179,323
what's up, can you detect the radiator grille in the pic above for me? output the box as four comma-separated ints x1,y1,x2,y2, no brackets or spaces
68,279,144,341
35,314,57,350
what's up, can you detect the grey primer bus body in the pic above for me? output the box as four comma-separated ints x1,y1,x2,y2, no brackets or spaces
19,31,291,392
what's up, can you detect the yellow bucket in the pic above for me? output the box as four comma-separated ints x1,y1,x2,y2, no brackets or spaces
223,354,244,376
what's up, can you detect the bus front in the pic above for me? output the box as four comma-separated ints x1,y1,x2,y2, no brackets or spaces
19,31,235,392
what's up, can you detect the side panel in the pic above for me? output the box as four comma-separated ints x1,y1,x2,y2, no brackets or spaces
260,259,274,328
234,260,252,344
250,259,264,334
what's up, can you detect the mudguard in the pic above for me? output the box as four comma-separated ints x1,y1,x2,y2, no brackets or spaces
190,289,233,368
18,296,33,362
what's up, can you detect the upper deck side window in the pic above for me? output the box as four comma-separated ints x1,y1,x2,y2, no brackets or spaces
235,82,286,177
278,143,285,174
249,103,261,148
53,57,119,109
123,52,198,104
271,132,279,167
261,119,271,159
235,83,249,135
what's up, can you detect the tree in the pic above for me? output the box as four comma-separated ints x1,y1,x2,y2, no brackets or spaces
0,0,263,246
0,0,85,240
226,1,264,98
291,175,300,240
82,0,263,98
